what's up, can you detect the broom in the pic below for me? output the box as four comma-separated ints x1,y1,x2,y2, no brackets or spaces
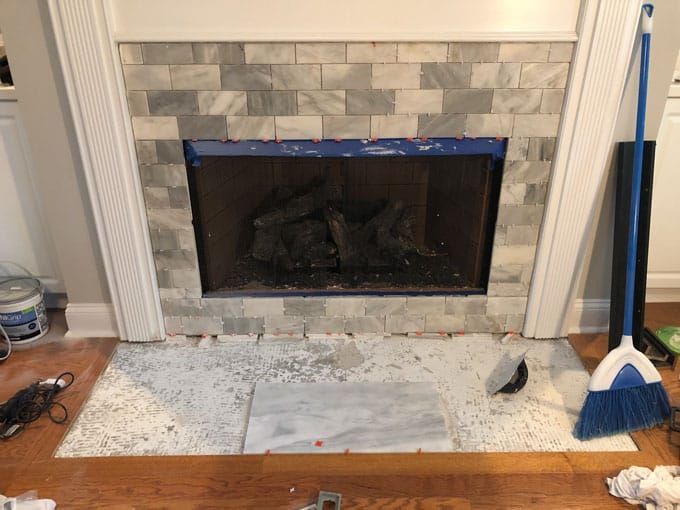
574,3,671,440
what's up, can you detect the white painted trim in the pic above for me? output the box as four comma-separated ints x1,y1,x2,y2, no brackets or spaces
568,298,610,334
646,272,680,302
523,0,642,339
65,303,118,338
48,0,164,342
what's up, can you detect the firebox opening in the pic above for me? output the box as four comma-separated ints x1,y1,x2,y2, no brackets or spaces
184,138,505,296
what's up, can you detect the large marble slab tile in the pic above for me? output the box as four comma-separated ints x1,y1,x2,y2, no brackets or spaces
244,382,452,453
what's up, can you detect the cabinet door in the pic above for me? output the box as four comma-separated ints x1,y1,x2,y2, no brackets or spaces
0,100,64,293
648,95,680,297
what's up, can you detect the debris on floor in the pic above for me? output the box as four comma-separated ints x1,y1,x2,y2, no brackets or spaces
607,465,680,509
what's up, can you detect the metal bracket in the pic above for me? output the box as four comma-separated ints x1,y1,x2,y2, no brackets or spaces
317,491,342,510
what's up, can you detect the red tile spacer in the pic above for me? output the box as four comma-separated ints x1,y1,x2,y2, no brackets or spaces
455,136,464,140
496,137,503,141
456,330,465,336
470,136,477,140
334,138,342,143
274,331,280,337
312,138,321,143
417,448,422,455
416,331,423,336
420,137,428,142
275,138,283,143
315,440,324,447
326,331,332,336
220,138,228,143
438,331,446,336
372,42,377,47
201,333,209,339
345,448,350,455
370,137,378,142
261,138,269,143
167,332,176,337
231,138,240,143
287,332,294,336
406,137,414,142
191,138,198,142
266,449,271,456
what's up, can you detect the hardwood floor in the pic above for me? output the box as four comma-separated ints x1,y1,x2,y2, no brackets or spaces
1,306,679,509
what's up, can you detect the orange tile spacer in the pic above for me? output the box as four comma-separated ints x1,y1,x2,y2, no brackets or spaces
287,332,294,336
201,333,209,339
470,136,477,140
496,137,503,141
231,138,240,143
420,137,428,142
167,332,176,337
315,440,324,447
455,136,464,140
326,331,332,336
415,331,423,336
261,138,269,143
274,331,280,337
334,138,342,143
457,330,465,336
417,448,422,455
220,138,228,143
312,138,321,143
191,138,198,142
406,137,414,142
275,138,283,143
266,449,271,456
345,448,350,455
438,331,446,336
370,137,378,142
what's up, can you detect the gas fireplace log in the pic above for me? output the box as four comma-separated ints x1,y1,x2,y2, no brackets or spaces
252,228,281,262
324,204,358,266
253,184,341,230
282,220,327,262
274,239,295,272
355,200,405,246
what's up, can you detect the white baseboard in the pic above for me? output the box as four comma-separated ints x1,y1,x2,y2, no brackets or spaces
65,303,118,338
646,272,680,302
568,298,610,334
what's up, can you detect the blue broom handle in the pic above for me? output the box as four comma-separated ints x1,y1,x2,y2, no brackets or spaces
623,4,654,337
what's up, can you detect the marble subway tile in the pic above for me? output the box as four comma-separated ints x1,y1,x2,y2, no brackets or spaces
498,43,550,62
135,140,156,164
177,115,227,139
193,43,244,64
119,43,142,64
495,205,544,226
445,296,487,315
170,64,221,90
176,229,196,250
244,43,295,64
442,89,492,114
513,114,560,137
370,114,418,138
325,297,365,317
465,114,513,137
139,165,186,187
346,90,394,115
407,296,445,315
504,160,552,183
499,183,527,205
223,317,264,335
398,43,448,62
527,137,556,161
487,296,528,316
283,297,325,316
487,282,529,297
371,63,421,89
296,43,346,63
540,89,565,113
150,230,178,251
181,317,223,336
143,187,170,209
304,316,345,334
275,116,322,139
123,65,171,90
227,116,275,139
147,90,198,115
486,265,524,284
424,314,464,333
197,91,248,115
394,89,443,114
417,114,465,137
200,298,243,317
297,90,345,115
156,140,184,164
549,43,574,63
168,187,190,208
142,43,193,64
126,91,149,116
506,225,540,245
247,91,296,116
470,63,521,88
271,64,320,90
322,63,371,89
520,63,569,89
344,316,384,334
385,315,425,333
243,297,283,316
524,182,548,205
170,269,201,289
323,115,370,138
420,63,471,89
131,116,178,139
221,64,272,90
491,89,541,114
347,42,397,63
505,137,529,161
448,43,499,63
155,249,198,270
465,314,505,333
265,315,305,335
160,298,201,317
366,297,407,316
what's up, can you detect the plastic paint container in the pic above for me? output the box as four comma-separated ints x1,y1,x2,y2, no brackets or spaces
0,277,49,343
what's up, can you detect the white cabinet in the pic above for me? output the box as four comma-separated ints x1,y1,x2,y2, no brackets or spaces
0,98,64,293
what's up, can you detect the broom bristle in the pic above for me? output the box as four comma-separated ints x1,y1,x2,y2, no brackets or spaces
574,382,670,440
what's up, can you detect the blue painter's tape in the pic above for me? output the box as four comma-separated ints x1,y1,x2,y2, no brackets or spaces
183,137,506,165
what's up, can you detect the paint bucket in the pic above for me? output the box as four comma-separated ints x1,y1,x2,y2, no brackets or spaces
0,277,49,344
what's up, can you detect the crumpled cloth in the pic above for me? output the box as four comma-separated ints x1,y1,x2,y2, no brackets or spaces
0,495,56,510
607,466,680,509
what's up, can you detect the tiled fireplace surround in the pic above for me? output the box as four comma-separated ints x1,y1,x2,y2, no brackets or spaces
121,41,572,337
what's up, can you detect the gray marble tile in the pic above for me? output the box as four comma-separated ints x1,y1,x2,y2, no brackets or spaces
323,115,370,138
147,208,192,230
407,297,445,315
519,63,569,89
131,116,178,140
221,64,272,90
283,298,325,316
524,183,548,204
420,63,471,89
527,137,556,161
498,43,549,63
491,89,541,114
126,91,149,116
513,114,560,137
245,43,295,64
347,43,396,63
505,225,539,246
200,298,243,317
139,164,186,187
135,140,156,164
247,91,296,116
370,115,418,138
170,64,220,90
244,382,451,453
398,43,448,63
123,65,171,90
177,116,227,139
344,316,384,334
417,114,465,137
147,90,198,115
496,204,544,225
442,89,492,114
143,187,170,209
155,249,197,270
424,314,464,333
275,116,322,139
264,315,305,335
150,230,178,251
366,297,406,315
385,315,425,333
271,64,320,90
296,43,346,63
470,63,521,89
325,297,366,317
549,43,574,63
119,43,142,65
197,91,247,115
192,43,244,64
346,90,394,115
243,297,284,316
322,64,371,89
168,187,190,208
142,43,193,64
371,63,421,89
395,89,442,114
540,89,564,114
445,296,487,315
448,43,498,63
503,160,552,183
297,90,345,115
227,116,275,139
465,114,513,137
156,140,185,164
223,317,264,335
505,137,529,161
304,317,345,335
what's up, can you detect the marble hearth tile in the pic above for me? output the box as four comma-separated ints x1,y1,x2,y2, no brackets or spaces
322,115,370,139
498,43,550,63
540,89,565,114
177,116,227,139
505,314,526,332
147,208,192,230
424,314,464,333
296,43,346,63
371,63,421,90
304,316,345,335
220,64,272,90
222,317,263,335
442,89,492,114
366,297,406,316
244,43,295,64
126,91,149,116
444,296,487,315
271,64,320,90
346,90,394,115
470,63,521,89
200,298,244,317
505,137,529,161
297,90,345,115
325,298,366,317
322,64,371,90
524,183,548,205
176,230,196,250
506,225,540,246
275,116,322,139
139,164,186,187
143,187,170,209
487,297,528,316
227,116,275,139
155,140,185,164
119,43,142,65
244,382,451,453
155,249,198,271
395,89,443,114
465,114,513,137
398,43,448,63
123,65,171,90
496,205,544,226
131,116,178,140
491,245,538,268
487,282,530,298
407,297,445,315
417,114,465,138
448,43,499,63
135,141,156,164
513,114,560,137
549,43,574,63
147,90,198,116
385,315,425,334
193,43,244,64
519,63,569,89
347,43,397,63
283,297,325,317
370,114,418,138
491,89,541,114
486,266,524,284
170,269,201,289
264,315,305,335
197,91,247,115
420,63,471,89
168,187,190,208
170,64,220,90
247,91,296,116
465,314,505,333
160,298,201,317
181,317,223,336
142,43,194,64
527,138,556,161
499,183,527,205
344,316,384,334
504,160,552,183
243,297,284,317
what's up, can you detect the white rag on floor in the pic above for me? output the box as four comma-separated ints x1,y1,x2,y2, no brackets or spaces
607,466,680,509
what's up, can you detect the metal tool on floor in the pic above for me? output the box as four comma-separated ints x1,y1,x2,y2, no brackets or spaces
486,348,529,395
297,491,342,510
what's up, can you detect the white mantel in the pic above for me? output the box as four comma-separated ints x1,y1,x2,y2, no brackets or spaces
47,0,643,340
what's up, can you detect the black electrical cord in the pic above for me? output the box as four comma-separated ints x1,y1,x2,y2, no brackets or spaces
0,372,74,439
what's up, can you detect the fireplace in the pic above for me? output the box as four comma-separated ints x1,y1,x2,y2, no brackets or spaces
185,138,505,295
